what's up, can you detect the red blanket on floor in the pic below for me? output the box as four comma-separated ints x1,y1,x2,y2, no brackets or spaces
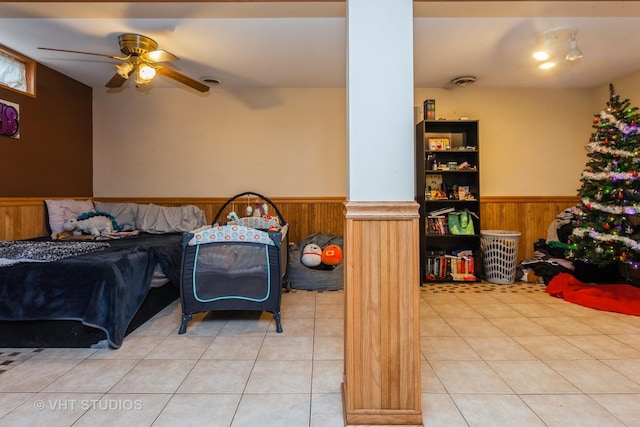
546,272,640,316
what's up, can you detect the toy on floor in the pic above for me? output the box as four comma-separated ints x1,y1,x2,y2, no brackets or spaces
301,242,343,270
301,243,323,267
321,244,343,266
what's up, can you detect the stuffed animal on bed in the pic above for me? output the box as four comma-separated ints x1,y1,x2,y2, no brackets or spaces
63,212,119,236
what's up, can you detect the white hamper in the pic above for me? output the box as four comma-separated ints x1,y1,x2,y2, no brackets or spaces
480,230,521,284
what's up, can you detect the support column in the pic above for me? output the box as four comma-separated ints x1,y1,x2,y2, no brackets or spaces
343,1,422,425
342,202,421,426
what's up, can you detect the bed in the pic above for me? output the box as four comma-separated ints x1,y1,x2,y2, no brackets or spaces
0,200,207,349
178,192,289,334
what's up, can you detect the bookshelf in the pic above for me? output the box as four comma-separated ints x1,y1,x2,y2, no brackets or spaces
415,120,481,283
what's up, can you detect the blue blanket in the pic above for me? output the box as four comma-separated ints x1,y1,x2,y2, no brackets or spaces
0,233,182,348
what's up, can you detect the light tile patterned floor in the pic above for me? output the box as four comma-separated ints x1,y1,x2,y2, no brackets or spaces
1,283,640,426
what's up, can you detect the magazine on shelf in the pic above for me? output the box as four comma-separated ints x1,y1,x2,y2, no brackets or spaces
427,206,455,217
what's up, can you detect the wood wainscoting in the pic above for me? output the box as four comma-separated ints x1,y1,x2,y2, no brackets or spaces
0,196,346,243
480,196,578,264
1,196,577,262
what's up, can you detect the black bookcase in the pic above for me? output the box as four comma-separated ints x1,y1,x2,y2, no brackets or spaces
415,120,481,283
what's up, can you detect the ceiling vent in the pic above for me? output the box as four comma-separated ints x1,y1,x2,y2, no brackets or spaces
200,76,222,86
450,76,477,88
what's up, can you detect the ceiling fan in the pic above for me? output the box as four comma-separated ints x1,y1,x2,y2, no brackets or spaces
38,33,210,93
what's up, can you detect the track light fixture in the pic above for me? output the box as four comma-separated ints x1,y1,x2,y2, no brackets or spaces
532,39,550,61
565,32,583,61
532,28,582,70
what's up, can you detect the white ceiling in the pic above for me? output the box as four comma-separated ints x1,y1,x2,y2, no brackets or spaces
1,1,640,91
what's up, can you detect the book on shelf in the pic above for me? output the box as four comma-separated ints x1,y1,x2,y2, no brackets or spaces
426,216,448,234
450,273,477,281
425,250,476,281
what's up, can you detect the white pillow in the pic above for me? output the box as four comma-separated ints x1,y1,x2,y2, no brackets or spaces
93,202,138,231
135,204,207,234
45,199,95,236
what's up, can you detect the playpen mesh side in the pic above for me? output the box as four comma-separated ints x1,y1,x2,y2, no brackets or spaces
180,242,281,313
480,230,521,284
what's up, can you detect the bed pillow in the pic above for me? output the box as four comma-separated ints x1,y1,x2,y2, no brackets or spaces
45,199,95,237
93,202,138,231
135,203,207,234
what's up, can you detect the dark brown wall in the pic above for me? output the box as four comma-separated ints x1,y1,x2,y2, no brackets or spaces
0,63,92,197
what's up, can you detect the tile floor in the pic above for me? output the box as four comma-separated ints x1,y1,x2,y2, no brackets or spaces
1,283,640,426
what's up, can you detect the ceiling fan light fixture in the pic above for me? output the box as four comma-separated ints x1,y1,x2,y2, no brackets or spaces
40,33,210,93
137,63,157,82
115,62,133,78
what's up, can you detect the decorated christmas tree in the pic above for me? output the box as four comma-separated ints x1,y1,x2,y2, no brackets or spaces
567,84,640,275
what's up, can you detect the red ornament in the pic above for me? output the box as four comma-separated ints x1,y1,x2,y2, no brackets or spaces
585,203,592,210
593,118,599,124
605,223,611,230
621,252,628,260
604,139,610,145
618,192,624,199
634,171,639,178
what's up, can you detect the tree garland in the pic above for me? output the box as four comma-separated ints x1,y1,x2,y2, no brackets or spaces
581,198,640,215
572,227,640,252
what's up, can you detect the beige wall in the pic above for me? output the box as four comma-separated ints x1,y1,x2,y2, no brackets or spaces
92,87,347,198
592,70,640,114
93,85,620,199
414,88,593,196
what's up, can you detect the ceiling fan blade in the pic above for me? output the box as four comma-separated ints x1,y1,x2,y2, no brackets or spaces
105,72,128,88
105,63,135,88
38,47,130,61
141,49,179,63
156,66,210,93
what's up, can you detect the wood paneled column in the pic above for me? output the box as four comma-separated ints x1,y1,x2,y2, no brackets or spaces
342,201,422,427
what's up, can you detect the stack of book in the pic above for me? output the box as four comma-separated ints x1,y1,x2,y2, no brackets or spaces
426,206,454,235
425,249,476,281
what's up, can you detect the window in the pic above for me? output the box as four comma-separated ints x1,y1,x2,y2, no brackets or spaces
0,45,35,96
